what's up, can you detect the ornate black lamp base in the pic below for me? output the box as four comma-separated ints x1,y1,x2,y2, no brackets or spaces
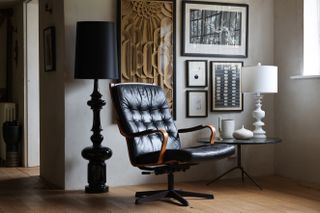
82,79,112,193
83,163,110,192
85,185,108,193
82,146,112,193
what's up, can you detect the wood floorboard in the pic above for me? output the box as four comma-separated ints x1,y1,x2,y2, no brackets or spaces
0,167,319,212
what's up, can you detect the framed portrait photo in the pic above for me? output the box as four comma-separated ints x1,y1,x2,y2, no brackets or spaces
182,1,248,58
186,60,207,87
43,26,56,71
186,90,208,117
211,61,243,111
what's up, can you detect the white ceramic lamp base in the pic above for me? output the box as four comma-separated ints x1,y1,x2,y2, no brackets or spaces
252,94,266,138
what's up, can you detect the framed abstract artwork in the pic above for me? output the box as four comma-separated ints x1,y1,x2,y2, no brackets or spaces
182,1,248,58
186,60,207,87
210,61,243,111
118,0,176,118
186,90,208,117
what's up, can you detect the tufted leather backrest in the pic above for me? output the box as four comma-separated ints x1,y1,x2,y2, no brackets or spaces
110,83,181,164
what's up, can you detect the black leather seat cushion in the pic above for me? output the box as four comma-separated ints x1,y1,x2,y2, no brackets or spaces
134,144,235,165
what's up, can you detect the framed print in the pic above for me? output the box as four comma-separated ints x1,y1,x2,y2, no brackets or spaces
186,60,207,87
211,61,243,111
43,26,56,71
186,90,208,117
182,1,248,58
117,0,176,119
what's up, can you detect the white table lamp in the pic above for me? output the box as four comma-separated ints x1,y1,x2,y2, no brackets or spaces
242,63,278,138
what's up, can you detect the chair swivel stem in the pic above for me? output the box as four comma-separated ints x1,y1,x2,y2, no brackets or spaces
168,172,174,190
237,144,242,168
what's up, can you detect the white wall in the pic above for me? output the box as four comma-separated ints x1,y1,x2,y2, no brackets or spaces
274,0,320,185
61,0,275,190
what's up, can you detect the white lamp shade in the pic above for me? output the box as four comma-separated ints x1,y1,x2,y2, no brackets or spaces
242,64,278,93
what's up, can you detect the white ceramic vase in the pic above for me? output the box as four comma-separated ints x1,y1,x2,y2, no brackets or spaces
233,125,253,140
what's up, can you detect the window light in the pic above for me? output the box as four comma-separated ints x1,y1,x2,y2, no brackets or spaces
303,0,320,76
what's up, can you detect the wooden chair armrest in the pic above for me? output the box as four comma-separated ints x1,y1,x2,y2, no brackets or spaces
178,124,216,144
119,128,168,164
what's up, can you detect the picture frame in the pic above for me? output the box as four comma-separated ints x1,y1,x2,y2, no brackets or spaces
186,60,207,87
186,90,208,117
182,1,248,58
43,26,56,71
210,61,243,111
117,0,176,119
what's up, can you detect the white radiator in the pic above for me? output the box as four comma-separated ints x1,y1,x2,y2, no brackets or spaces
0,103,16,160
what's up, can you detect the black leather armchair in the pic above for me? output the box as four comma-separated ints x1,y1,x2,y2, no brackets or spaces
110,83,235,206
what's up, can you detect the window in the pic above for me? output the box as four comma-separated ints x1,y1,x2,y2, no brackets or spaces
303,0,320,76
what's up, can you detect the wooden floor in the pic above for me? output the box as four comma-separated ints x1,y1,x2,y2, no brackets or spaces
0,168,320,212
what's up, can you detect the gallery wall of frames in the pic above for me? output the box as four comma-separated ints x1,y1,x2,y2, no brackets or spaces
183,1,248,118
118,0,248,118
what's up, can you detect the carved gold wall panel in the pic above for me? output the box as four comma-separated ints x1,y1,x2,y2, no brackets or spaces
119,0,176,117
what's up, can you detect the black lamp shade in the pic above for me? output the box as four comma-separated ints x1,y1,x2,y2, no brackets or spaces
74,21,119,80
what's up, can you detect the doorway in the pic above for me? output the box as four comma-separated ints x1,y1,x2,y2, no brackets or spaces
23,0,39,167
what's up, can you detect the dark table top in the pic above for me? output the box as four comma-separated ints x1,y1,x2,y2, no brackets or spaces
198,137,282,145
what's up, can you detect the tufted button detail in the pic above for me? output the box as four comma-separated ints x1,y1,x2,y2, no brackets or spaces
112,83,181,157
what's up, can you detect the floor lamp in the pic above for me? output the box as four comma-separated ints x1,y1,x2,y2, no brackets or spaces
242,63,278,138
74,21,119,193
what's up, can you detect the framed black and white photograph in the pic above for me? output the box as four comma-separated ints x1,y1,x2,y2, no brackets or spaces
43,26,56,71
211,61,243,111
186,90,208,117
182,1,248,58
186,60,207,87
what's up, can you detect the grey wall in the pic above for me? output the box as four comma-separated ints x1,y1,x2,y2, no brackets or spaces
274,0,320,185
39,0,65,188
11,4,24,128
63,0,118,190
0,4,25,164
175,0,276,182
0,4,24,164
9,3,25,166
59,0,276,190
0,19,6,90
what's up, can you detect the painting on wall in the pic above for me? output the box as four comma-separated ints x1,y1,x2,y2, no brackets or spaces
118,0,176,118
43,26,56,71
210,61,243,111
186,60,207,87
186,90,208,117
182,1,248,58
